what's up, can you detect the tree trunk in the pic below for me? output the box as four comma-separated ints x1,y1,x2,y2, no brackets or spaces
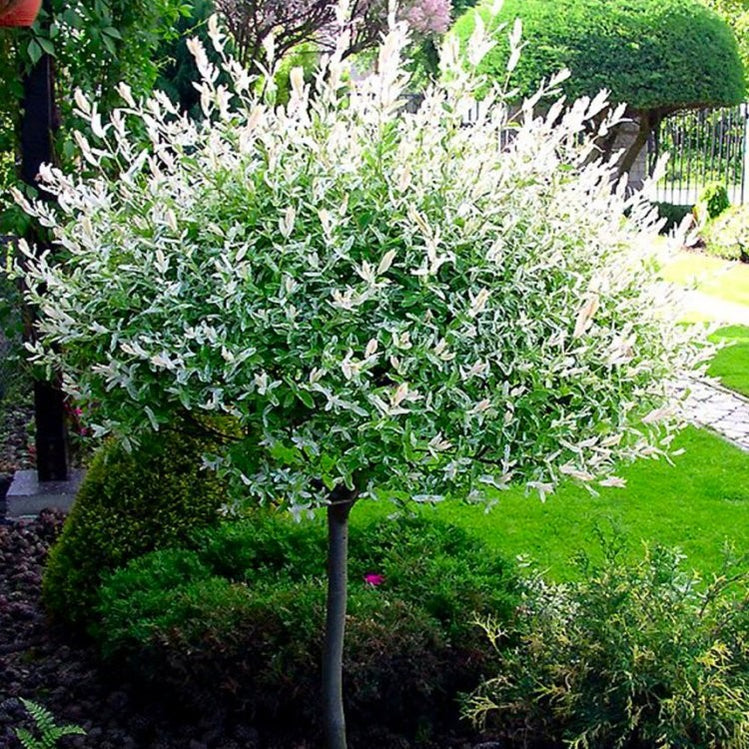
616,112,651,181
322,486,358,749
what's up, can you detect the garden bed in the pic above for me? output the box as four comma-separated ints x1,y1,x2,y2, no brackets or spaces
0,512,502,749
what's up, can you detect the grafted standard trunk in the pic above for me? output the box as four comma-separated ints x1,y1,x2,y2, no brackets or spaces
322,486,358,749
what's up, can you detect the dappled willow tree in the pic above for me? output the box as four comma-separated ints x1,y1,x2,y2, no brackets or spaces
13,15,707,746
453,0,745,177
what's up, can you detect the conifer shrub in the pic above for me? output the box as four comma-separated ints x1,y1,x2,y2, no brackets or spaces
42,426,227,630
466,546,749,749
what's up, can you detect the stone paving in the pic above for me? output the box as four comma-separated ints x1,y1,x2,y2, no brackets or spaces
682,377,749,451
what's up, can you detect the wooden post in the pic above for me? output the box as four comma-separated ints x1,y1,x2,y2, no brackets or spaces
19,0,68,481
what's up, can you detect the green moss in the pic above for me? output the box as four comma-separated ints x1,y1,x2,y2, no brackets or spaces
42,426,227,630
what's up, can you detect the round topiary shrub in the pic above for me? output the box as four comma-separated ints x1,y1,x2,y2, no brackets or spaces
42,425,228,630
95,513,521,745
453,0,744,175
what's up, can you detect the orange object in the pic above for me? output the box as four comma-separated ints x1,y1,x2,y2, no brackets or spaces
0,0,42,27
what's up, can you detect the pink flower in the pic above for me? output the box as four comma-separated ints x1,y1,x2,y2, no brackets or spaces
364,573,385,587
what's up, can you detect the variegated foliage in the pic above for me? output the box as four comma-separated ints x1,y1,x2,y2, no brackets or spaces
12,14,706,516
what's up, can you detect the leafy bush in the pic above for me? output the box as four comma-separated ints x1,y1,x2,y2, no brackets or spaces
653,202,694,233
453,0,743,111
466,546,749,749
42,426,227,630
702,204,749,261
95,514,520,743
696,181,731,223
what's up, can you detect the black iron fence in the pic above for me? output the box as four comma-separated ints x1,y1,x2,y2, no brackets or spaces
648,104,749,205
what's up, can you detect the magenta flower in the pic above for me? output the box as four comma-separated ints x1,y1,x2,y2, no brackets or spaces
364,573,385,587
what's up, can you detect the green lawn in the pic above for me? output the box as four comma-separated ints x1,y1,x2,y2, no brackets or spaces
709,324,749,398
356,427,749,580
662,251,749,313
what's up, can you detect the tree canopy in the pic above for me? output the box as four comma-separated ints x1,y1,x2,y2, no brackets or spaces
453,0,745,174
701,0,749,83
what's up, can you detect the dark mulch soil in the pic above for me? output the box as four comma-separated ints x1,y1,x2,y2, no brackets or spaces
0,510,265,749
0,401,34,495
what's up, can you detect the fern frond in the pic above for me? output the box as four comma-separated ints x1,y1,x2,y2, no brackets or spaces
15,698,86,749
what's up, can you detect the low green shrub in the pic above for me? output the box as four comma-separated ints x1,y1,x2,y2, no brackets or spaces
702,204,749,261
466,545,749,749
42,426,227,630
95,513,521,744
653,202,694,233
695,181,730,224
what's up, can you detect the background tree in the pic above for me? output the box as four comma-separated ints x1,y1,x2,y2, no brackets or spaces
13,17,704,749
156,0,217,117
453,0,745,177
215,0,450,71
701,0,749,82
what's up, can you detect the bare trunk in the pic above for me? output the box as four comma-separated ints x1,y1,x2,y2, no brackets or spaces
322,486,358,749
616,112,651,180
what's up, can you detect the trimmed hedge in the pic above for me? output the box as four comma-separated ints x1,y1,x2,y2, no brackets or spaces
453,0,745,111
653,202,694,233
95,513,521,745
42,426,227,630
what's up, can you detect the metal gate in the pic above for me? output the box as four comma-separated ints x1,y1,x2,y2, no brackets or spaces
648,103,749,205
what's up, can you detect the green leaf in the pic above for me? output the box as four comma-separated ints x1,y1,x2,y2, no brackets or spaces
26,39,43,66
37,37,55,56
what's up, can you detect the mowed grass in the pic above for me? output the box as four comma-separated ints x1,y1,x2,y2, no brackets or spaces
663,251,749,310
354,426,749,580
709,324,749,398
